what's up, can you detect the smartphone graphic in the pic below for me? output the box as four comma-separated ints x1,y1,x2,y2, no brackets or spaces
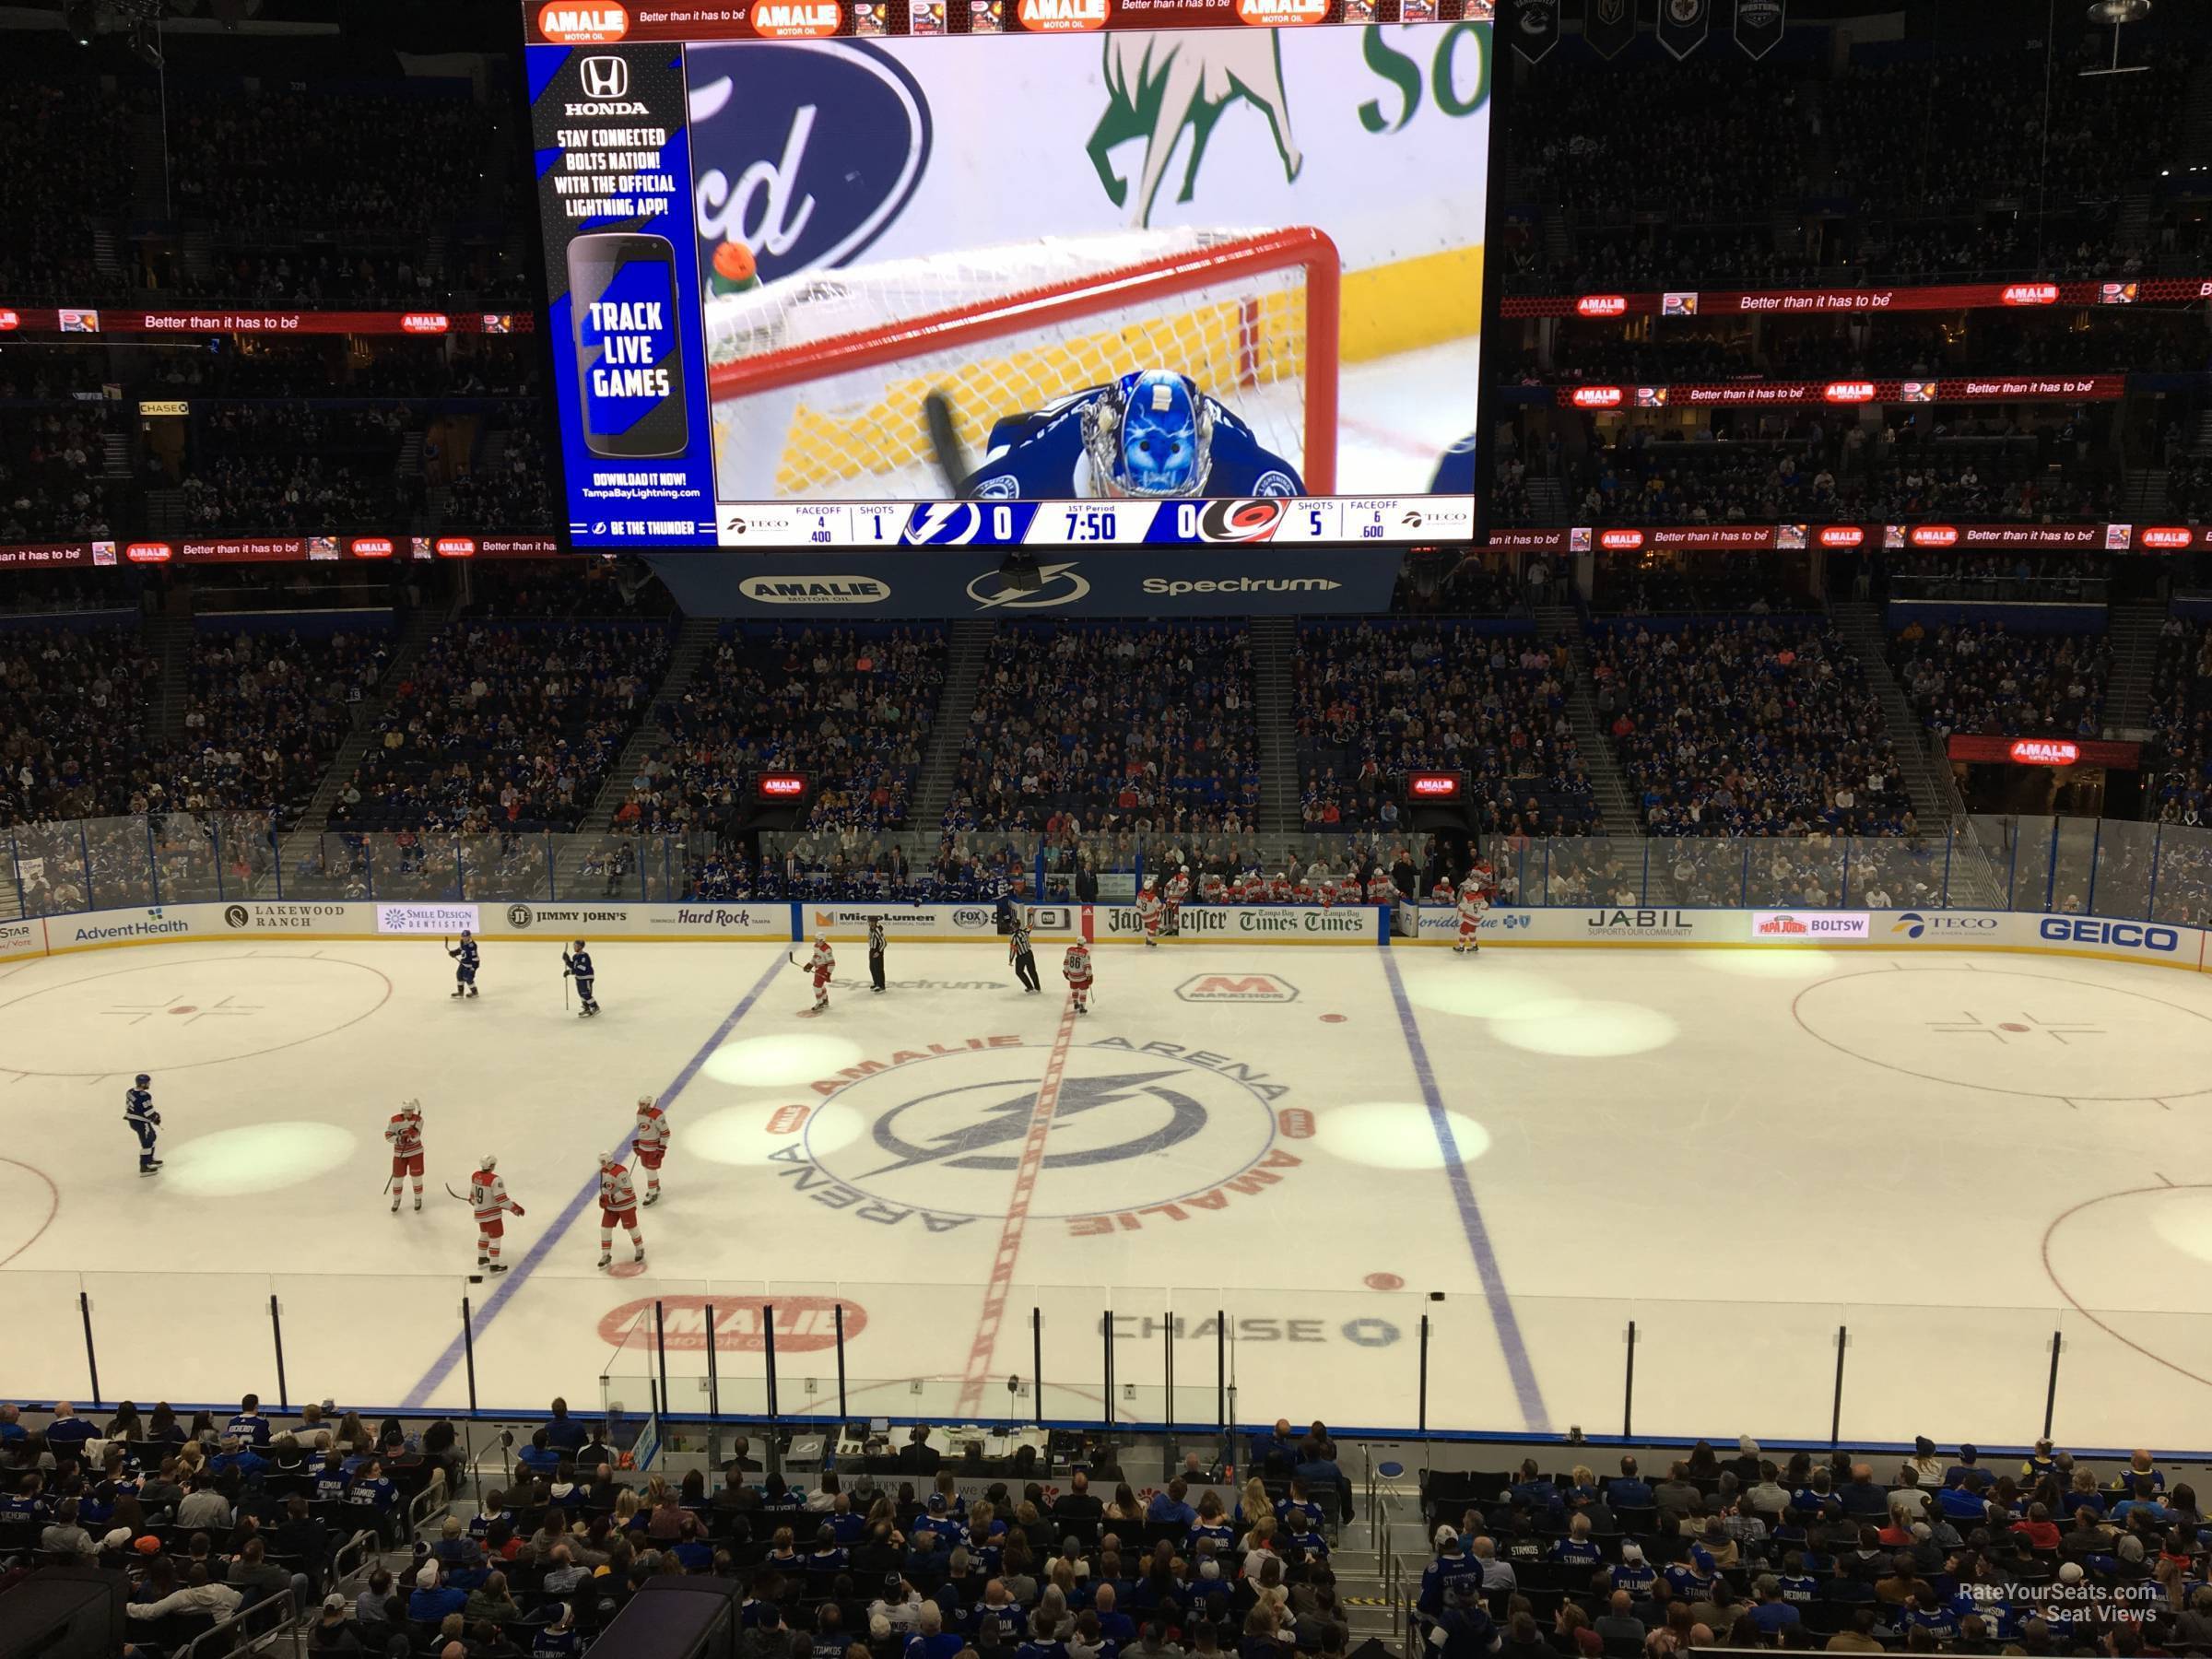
568,232,688,459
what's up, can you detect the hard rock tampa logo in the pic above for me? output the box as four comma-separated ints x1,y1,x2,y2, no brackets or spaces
770,1036,1305,1232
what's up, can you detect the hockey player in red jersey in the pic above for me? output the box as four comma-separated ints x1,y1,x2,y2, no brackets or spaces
1269,870,1292,903
595,1150,644,1268
385,1099,425,1214
1135,877,1164,947
1164,865,1192,934
469,1155,524,1273
632,1093,668,1206
1063,941,1093,1016
804,934,835,1014
1455,878,1490,955
1366,868,1395,907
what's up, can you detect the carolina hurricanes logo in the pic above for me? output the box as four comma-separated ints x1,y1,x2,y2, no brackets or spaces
1198,500,1286,542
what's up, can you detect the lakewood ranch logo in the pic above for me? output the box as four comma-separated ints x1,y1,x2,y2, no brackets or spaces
761,1035,1307,1234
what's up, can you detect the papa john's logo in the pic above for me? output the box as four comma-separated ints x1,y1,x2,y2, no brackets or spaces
765,1037,1304,1233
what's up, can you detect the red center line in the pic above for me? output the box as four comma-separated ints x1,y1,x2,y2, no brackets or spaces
957,995,1080,1417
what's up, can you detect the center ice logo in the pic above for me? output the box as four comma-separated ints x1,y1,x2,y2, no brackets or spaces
774,1040,1300,1228
687,41,933,285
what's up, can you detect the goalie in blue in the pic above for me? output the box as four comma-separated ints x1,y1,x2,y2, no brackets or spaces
956,369,1303,500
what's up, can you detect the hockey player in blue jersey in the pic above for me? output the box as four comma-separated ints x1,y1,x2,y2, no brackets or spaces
958,369,1302,501
447,930,480,999
1429,431,1477,495
562,940,599,1018
125,1073,160,1175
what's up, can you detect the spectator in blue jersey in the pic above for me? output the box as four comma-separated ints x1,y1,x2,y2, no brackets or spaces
1294,1439,1348,1528
212,1437,271,1484
225,1394,272,1448
1418,1529,1484,1620
1838,1464,1891,1519
2112,1479,2171,1525
1507,1460,1557,1512
1430,1582,1498,1659
1147,1480,1195,1529
515,1429,560,1479
1747,1576,1801,1638
1550,1515,1602,1570
408,1559,467,1624
2116,1449,2167,1494
1942,1446,1990,1491
1252,1419,1299,1477
544,1398,589,1458
43,1401,96,1463
1605,1457,1652,1510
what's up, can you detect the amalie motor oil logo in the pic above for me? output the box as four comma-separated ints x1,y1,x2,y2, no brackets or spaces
599,1295,864,1352
749,1,841,37
538,3,628,41
1018,0,1108,28
1234,0,1331,24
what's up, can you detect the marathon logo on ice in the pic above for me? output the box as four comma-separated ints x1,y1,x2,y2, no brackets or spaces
688,41,931,286
1176,973,1300,1003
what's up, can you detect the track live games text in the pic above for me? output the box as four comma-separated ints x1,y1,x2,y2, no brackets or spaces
525,0,1490,546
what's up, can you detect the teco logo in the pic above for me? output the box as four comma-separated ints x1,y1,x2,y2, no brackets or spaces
124,542,172,563
578,55,629,98
1017,0,1108,26
757,774,806,797
1571,385,1624,408
1233,0,1331,24
1576,295,1628,317
1817,525,1865,547
1599,529,1645,550
537,3,628,41
399,313,449,335
1823,381,1877,403
1408,774,1461,798
2001,283,2059,305
1909,524,1959,547
2142,526,2194,550
349,536,394,559
749,0,841,35
2010,739,2080,766
434,536,477,559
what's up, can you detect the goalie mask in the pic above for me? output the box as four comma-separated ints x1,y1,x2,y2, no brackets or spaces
1083,370,1212,499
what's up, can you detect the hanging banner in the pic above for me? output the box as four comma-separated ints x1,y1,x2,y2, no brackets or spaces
1511,0,1561,60
1583,0,1635,56
1500,276,2212,318
1733,0,1782,57
1655,0,1706,56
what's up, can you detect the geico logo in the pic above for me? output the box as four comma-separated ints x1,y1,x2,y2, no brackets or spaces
2039,918,2179,952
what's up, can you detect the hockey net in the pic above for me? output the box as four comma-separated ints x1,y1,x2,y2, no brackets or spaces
705,226,1339,500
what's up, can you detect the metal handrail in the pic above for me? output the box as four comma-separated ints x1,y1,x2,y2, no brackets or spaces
174,1585,300,1659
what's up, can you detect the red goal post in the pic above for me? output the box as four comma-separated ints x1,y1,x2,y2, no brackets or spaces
706,226,1342,498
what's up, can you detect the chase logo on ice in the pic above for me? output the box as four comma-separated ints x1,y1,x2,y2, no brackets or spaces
687,41,933,285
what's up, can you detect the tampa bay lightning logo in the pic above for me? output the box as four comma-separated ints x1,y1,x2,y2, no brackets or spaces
805,1046,1280,1220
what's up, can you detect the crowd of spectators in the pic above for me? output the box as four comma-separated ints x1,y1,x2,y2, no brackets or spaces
945,626,1259,839
2148,618,2212,831
1591,618,1914,837
1891,621,2111,745
161,627,390,821
444,420,559,532
0,404,124,544
0,624,161,825
1291,623,1596,837
620,627,946,839
1879,555,2111,604
333,620,671,833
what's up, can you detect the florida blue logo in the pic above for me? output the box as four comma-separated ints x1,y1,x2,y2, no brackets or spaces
687,41,932,286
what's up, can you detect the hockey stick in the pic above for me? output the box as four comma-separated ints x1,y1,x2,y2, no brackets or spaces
923,389,975,499
444,1182,470,1203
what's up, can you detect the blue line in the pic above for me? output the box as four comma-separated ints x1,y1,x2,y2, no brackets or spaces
401,953,790,1409
1378,951,1550,1433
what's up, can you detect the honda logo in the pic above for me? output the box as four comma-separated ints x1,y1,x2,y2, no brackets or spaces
580,55,629,98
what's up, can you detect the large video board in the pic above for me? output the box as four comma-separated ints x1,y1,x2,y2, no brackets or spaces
525,0,1490,546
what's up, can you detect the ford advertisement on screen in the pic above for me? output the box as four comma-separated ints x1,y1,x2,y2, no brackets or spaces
526,0,1491,547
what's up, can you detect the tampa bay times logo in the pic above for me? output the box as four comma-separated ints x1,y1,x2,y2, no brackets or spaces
768,1040,1300,1230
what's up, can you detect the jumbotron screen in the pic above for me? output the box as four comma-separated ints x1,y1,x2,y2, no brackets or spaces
525,0,1491,547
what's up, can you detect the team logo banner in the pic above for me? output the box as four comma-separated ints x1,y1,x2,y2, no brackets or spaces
1583,0,1633,58
1655,0,1705,57
1732,0,1781,57
1510,0,1559,60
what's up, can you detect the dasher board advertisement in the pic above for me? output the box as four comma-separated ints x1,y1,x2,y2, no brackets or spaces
526,2,1491,547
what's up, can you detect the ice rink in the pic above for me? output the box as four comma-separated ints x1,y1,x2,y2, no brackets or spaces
6,935,2212,1453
